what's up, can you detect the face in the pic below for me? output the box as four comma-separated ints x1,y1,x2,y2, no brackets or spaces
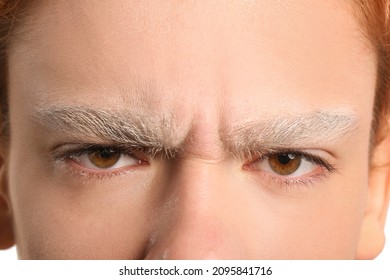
4,0,379,259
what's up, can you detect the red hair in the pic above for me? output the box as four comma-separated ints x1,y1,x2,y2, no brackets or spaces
350,0,390,143
0,0,389,143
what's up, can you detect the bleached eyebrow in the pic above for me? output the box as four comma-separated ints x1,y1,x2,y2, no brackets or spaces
31,105,183,157
32,105,360,159
222,111,360,157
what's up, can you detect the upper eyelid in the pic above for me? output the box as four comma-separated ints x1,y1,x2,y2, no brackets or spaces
52,143,154,160
248,150,336,172
52,143,336,171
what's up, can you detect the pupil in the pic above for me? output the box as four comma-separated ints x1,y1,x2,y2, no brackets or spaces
268,153,301,176
278,154,291,165
100,149,115,159
88,148,121,169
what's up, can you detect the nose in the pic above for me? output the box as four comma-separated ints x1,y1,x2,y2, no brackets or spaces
144,160,247,259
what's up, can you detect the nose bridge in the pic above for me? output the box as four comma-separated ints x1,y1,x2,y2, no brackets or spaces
145,159,245,259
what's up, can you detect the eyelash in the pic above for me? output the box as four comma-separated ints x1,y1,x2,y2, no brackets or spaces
245,150,337,188
52,144,151,180
52,144,337,186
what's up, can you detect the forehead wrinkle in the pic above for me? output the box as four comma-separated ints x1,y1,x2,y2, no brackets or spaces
31,105,183,155
222,110,360,157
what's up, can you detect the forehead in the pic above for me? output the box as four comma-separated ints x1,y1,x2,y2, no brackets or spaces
9,0,376,122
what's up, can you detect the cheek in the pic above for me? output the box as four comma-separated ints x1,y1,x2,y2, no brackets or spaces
238,144,368,259
7,146,162,259
247,174,367,259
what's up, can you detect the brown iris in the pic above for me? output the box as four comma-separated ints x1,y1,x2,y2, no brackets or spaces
88,148,121,169
268,153,302,175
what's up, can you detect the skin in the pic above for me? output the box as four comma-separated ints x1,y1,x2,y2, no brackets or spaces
0,0,388,259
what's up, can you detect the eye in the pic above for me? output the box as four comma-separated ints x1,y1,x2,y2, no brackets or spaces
261,153,310,176
69,146,144,171
249,151,335,180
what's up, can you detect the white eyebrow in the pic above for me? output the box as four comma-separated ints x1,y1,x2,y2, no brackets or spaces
32,105,359,158
31,105,183,157
222,110,360,156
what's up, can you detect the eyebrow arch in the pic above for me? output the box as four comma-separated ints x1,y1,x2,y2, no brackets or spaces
222,110,360,157
31,105,182,157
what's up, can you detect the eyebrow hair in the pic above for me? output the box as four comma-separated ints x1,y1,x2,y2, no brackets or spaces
32,105,359,159
32,105,183,157
222,111,360,157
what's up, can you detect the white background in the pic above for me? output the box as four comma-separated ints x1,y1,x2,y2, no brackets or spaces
1,218,389,260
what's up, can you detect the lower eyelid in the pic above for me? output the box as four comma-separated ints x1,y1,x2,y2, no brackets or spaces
247,166,330,193
244,157,335,189
263,171,328,191
51,155,147,181
63,159,145,181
